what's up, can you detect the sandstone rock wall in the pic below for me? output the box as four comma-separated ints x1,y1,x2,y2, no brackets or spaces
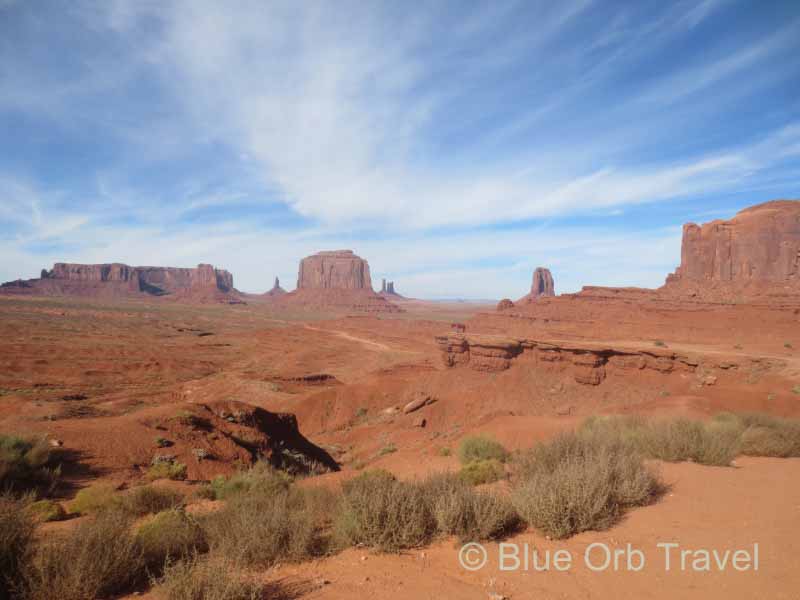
664,200,800,297
297,250,372,290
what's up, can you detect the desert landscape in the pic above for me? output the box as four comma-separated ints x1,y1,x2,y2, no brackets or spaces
1,200,800,599
2,2,799,599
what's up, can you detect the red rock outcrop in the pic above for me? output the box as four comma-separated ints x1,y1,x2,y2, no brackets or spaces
280,250,402,312
663,200,800,300
297,250,372,290
497,298,515,310
264,276,287,297
1,262,240,303
518,267,555,303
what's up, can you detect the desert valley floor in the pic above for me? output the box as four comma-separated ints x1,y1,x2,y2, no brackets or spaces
1,288,799,599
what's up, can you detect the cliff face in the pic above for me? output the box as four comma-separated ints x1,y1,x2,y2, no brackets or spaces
297,250,372,290
664,200,800,298
3,262,237,301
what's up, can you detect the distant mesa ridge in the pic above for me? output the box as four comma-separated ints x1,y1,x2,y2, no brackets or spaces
1,261,240,302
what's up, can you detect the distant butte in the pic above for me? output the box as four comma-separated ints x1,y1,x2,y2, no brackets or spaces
279,250,402,313
518,267,555,303
264,276,287,297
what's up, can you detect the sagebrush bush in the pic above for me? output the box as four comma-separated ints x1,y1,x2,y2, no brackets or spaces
153,556,263,600
715,413,800,457
204,462,292,500
26,500,66,523
202,483,330,566
512,432,661,539
335,470,436,552
580,415,740,466
146,461,187,482
425,474,519,542
136,509,206,569
1,494,35,600
68,483,119,515
0,434,59,495
458,459,506,486
22,509,144,600
457,435,509,465
122,485,184,516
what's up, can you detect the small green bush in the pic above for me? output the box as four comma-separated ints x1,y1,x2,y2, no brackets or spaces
121,485,184,516
22,509,144,600
0,494,35,599
458,459,506,486
69,483,119,515
153,556,262,600
457,435,509,465
512,432,661,539
378,443,397,456
146,462,188,482
653,340,667,347
136,509,206,568
27,500,66,523
0,434,59,494
438,447,452,457
204,463,292,500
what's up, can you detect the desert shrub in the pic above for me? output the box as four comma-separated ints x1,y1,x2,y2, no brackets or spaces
202,484,329,566
22,509,144,600
653,340,667,347
425,474,519,542
1,494,35,599
146,461,188,482
378,443,397,456
458,459,506,486
26,500,66,523
121,485,184,516
335,470,435,552
136,509,206,569
438,447,452,457
205,462,292,501
69,482,120,515
153,556,262,600
457,435,509,465
0,434,59,495
581,415,739,466
717,413,800,457
512,432,661,539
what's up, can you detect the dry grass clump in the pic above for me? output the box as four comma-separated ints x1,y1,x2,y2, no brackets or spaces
121,485,184,516
457,435,509,465
458,458,506,486
22,509,144,600
1,494,35,599
0,435,59,495
512,432,662,539
136,509,206,569
202,481,331,566
68,482,119,515
26,500,66,523
153,556,262,600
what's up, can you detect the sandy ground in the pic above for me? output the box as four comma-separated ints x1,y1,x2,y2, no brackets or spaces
1,294,799,599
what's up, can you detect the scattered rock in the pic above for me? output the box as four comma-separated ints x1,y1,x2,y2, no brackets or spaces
403,393,436,414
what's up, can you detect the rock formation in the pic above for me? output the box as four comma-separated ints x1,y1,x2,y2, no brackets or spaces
1,262,241,303
663,200,800,300
497,298,515,311
264,276,287,297
297,250,372,290
280,250,402,313
517,267,555,303
379,278,404,299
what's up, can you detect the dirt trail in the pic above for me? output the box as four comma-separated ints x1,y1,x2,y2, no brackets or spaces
302,324,397,352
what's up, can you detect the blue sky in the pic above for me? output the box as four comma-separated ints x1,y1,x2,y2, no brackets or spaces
1,0,798,298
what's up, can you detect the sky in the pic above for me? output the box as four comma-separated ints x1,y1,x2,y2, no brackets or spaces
1,0,798,299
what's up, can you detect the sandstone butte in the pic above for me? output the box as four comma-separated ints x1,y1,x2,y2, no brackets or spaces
0,262,242,303
517,266,556,303
380,278,404,299
263,276,287,297
279,250,402,312
662,199,800,301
